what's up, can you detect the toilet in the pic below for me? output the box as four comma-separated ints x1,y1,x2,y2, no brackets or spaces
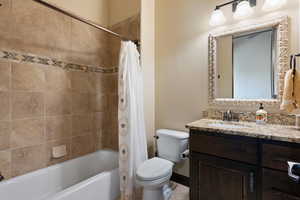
136,129,189,200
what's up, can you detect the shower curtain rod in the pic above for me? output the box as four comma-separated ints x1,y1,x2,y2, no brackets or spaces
32,0,139,44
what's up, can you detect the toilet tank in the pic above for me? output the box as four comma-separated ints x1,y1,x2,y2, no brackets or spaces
156,129,189,163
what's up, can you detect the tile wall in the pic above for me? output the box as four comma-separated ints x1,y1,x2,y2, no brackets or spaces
0,0,139,180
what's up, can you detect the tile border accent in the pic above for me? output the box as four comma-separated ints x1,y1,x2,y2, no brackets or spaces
0,49,118,73
208,15,289,108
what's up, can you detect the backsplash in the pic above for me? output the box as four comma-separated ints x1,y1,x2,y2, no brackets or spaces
203,109,295,126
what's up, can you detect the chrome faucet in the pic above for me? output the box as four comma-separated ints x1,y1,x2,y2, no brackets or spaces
223,110,239,122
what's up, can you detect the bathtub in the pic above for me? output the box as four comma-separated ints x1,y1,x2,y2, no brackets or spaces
0,150,120,200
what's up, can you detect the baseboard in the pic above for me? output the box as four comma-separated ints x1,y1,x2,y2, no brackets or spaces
171,172,190,187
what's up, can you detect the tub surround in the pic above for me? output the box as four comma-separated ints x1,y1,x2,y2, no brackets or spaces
187,119,300,144
0,0,123,181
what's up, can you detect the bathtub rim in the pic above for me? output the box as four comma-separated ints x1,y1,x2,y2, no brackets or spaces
0,149,119,185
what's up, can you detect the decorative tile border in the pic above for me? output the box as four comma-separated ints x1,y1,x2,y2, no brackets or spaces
208,15,289,108
0,49,118,73
203,109,295,126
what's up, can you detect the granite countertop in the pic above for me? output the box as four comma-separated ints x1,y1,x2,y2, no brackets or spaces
186,119,300,144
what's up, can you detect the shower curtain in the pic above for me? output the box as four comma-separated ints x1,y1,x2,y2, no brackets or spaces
118,41,148,200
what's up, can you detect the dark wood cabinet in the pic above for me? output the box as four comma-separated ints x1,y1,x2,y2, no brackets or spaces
263,169,300,200
190,129,300,200
191,153,258,200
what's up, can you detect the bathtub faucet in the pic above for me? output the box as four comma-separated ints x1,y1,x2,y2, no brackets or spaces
0,172,4,182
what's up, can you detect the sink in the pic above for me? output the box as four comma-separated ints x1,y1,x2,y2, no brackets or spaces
208,123,246,129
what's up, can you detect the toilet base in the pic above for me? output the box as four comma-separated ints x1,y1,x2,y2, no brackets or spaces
143,184,173,200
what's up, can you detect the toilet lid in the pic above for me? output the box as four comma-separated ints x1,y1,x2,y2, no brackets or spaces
137,157,174,181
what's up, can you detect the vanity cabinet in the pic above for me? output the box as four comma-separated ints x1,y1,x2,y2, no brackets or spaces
190,130,300,200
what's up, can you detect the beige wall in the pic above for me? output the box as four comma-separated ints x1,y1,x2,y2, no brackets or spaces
155,0,300,176
141,0,156,156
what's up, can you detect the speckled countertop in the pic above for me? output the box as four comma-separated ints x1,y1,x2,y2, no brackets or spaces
186,119,300,144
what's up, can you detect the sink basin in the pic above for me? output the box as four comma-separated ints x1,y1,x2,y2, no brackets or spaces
208,123,246,129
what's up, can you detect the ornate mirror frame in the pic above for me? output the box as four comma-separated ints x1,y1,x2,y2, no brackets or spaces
208,16,289,108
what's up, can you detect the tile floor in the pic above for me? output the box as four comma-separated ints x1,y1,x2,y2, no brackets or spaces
170,182,189,200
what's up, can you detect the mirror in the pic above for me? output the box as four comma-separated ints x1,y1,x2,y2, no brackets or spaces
208,16,289,107
216,28,277,99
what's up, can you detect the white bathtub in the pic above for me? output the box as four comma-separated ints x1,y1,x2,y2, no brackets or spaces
0,150,120,200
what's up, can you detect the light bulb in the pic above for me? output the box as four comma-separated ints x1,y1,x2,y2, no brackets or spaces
262,0,287,11
209,9,226,27
233,1,254,19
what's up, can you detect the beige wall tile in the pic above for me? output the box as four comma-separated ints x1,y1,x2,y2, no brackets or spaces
11,119,45,148
0,61,11,91
46,116,72,141
110,124,119,151
11,145,46,177
109,36,121,67
101,131,112,149
45,91,72,116
0,150,11,180
96,130,102,150
93,112,109,131
0,121,10,151
45,68,71,91
95,73,118,94
71,71,95,93
95,94,108,112
12,63,45,91
46,139,71,166
71,134,96,158
72,114,93,137
0,92,10,120
0,0,13,50
12,92,44,119
108,94,118,113
10,0,72,60
70,19,111,67
72,92,91,114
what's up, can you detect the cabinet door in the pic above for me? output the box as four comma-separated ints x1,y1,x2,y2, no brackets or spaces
191,153,258,200
263,169,300,200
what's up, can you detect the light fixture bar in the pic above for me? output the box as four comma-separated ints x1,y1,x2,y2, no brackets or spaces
214,0,256,11
215,0,239,10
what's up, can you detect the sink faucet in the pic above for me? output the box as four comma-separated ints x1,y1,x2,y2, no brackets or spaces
223,110,239,122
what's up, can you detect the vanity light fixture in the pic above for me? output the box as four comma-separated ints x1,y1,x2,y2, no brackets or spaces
209,0,256,27
209,9,227,27
233,0,254,19
262,0,287,11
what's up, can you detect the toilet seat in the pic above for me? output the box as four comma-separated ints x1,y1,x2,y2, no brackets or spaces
137,157,174,181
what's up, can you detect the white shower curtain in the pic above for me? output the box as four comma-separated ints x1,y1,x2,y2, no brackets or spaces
118,41,148,200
